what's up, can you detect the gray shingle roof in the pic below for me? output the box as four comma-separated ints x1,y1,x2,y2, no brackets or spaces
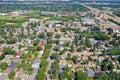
8,63,17,68
32,68,38,74
33,58,40,64
12,58,20,63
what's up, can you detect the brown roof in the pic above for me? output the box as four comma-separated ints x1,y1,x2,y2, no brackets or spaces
4,68,11,74
81,55,88,61
0,73,8,80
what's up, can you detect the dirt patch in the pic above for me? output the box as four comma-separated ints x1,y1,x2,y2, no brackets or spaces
5,22,14,25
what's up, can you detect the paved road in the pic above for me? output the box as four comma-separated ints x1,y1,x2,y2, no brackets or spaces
46,43,56,80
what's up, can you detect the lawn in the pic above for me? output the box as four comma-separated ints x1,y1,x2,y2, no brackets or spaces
0,15,28,27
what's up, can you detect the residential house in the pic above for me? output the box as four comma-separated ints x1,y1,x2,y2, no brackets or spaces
16,50,24,58
90,56,98,61
82,17,94,25
2,55,13,63
0,13,10,16
0,73,9,80
84,66,97,77
4,68,11,74
41,11,57,15
98,56,105,64
81,55,89,61
27,75,36,80
8,58,20,69
32,58,41,69
89,38,97,46
42,39,47,45
59,60,68,73
110,26,120,33
31,58,41,75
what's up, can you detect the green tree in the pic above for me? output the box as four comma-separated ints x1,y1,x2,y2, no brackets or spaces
47,32,53,38
75,71,88,80
72,56,78,64
60,67,75,80
3,47,16,55
26,66,33,74
0,62,8,71
47,39,53,44
8,70,15,79
0,40,4,44
55,34,61,39
33,39,39,46
16,63,23,68
94,33,110,40
6,38,17,44
36,70,46,80
38,32,45,38
50,53,58,59
45,44,52,49
36,46,42,51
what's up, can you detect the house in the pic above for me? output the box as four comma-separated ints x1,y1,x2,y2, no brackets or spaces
60,53,68,60
27,75,36,80
2,55,13,63
86,69,96,77
31,58,41,75
32,58,41,69
58,11,76,16
12,58,20,63
53,21,62,27
0,13,10,16
0,73,9,80
111,60,116,65
89,38,97,46
82,17,94,25
90,56,98,60
54,28,61,32
59,41,64,47
45,20,62,27
81,55,89,61
20,72,28,80
39,50,44,55
93,13,101,17
59,61,68,73
8,58,20,68
8,63,17,69
116,33,120,37
16,50,24,58
18,69,36,80
42,39,47,45
29,18,39,22
98,56,105,64
38,50,44,58
84,66,96,77
4,68,11,74
60,47,64,51
37,44,41,47
109,26,120,33
41,11,57,15
77,56,81,61
24,38,32,44
32,68,39,75
9,11,20,17
9,10,26,17
24,51,29,54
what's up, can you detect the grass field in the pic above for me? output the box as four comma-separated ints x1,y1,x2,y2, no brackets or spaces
0,15,28,27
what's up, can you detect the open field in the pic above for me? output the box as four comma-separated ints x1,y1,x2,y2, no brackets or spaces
0,15,28,27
